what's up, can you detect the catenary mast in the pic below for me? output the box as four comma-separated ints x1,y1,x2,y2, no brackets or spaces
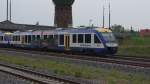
109,3,111,29
103,6,105,28
6,0,9,20
9,0,12,21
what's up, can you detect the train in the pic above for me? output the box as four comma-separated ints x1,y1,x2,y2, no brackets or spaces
0,27,118,55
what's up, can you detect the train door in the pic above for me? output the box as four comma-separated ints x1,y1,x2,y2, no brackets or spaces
64,34,70,50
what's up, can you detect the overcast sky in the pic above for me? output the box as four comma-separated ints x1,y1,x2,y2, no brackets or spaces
0,0,150,30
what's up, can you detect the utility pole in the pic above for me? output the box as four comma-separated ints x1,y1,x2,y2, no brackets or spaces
103,6,105,28
7,0,9,20
109,3,111,29
9,0,12,21
89,19,92,27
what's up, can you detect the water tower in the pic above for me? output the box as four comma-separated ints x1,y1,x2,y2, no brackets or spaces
52,0,75,28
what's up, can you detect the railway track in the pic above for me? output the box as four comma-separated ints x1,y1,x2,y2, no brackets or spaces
0,63,80,84
0,48,150,68
112,54,150,62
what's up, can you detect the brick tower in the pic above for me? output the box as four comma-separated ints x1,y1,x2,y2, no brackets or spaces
53,0,75,28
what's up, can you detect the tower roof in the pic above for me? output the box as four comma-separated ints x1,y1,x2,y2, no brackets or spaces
53,0,74,6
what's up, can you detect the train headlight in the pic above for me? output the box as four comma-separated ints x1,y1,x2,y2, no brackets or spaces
106,43,118,47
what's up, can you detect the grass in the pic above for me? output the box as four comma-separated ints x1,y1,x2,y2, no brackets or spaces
118,36,150,56
0,54,101,79
118,47,150,56
121,37,150,46
0,54,149,84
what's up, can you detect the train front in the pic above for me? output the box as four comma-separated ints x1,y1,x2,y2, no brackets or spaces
96,28,118,54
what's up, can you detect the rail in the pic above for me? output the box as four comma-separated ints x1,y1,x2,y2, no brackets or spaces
0,62,80,84
0,48,150,68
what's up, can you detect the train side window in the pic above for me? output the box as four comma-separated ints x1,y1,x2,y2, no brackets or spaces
15,36,18,41
1,36,2,41
78,34,83,43
54,35,57,38
48,35,53,39
44,35,47,40
13,36,15,41
0,36,2,41
18,36,20,41
13,36,14,41
2,36,4,41
72,34,76,43
32,35,36,40
16,36,18,41
1,36,3,41
25,35,28,43
59,35,64,45
85,34,91,43
14,36,17,41
15,36,17,41
28,35,31,43
37,35,40,40
94,34,101,43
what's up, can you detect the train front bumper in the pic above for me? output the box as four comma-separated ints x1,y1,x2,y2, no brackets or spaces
106,43,118,54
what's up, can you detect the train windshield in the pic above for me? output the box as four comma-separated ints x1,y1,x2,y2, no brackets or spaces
101,32,116,42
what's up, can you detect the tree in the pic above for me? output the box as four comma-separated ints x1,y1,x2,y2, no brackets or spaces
111,24,125,33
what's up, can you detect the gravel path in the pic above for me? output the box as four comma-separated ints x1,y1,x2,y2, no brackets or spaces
0,71,30,84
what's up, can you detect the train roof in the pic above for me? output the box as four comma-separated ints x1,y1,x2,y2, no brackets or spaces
10,27,112,35
56,27,112,33
95,28,112,32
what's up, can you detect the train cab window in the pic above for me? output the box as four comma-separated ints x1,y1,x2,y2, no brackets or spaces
94,34,101,43
59,35,64,45
85,34,91,43
37,35,40,40
72,34,77,43
78,34,83,43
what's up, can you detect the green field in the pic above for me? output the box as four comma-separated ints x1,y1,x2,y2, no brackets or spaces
0,54,149,84
118,36,150,56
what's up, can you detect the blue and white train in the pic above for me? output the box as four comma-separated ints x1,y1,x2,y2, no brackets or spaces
0,27,118,55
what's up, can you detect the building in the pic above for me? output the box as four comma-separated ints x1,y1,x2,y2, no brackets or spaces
0,20,56,32
0,0,75,32
53,0,75,28
140,29,150,37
